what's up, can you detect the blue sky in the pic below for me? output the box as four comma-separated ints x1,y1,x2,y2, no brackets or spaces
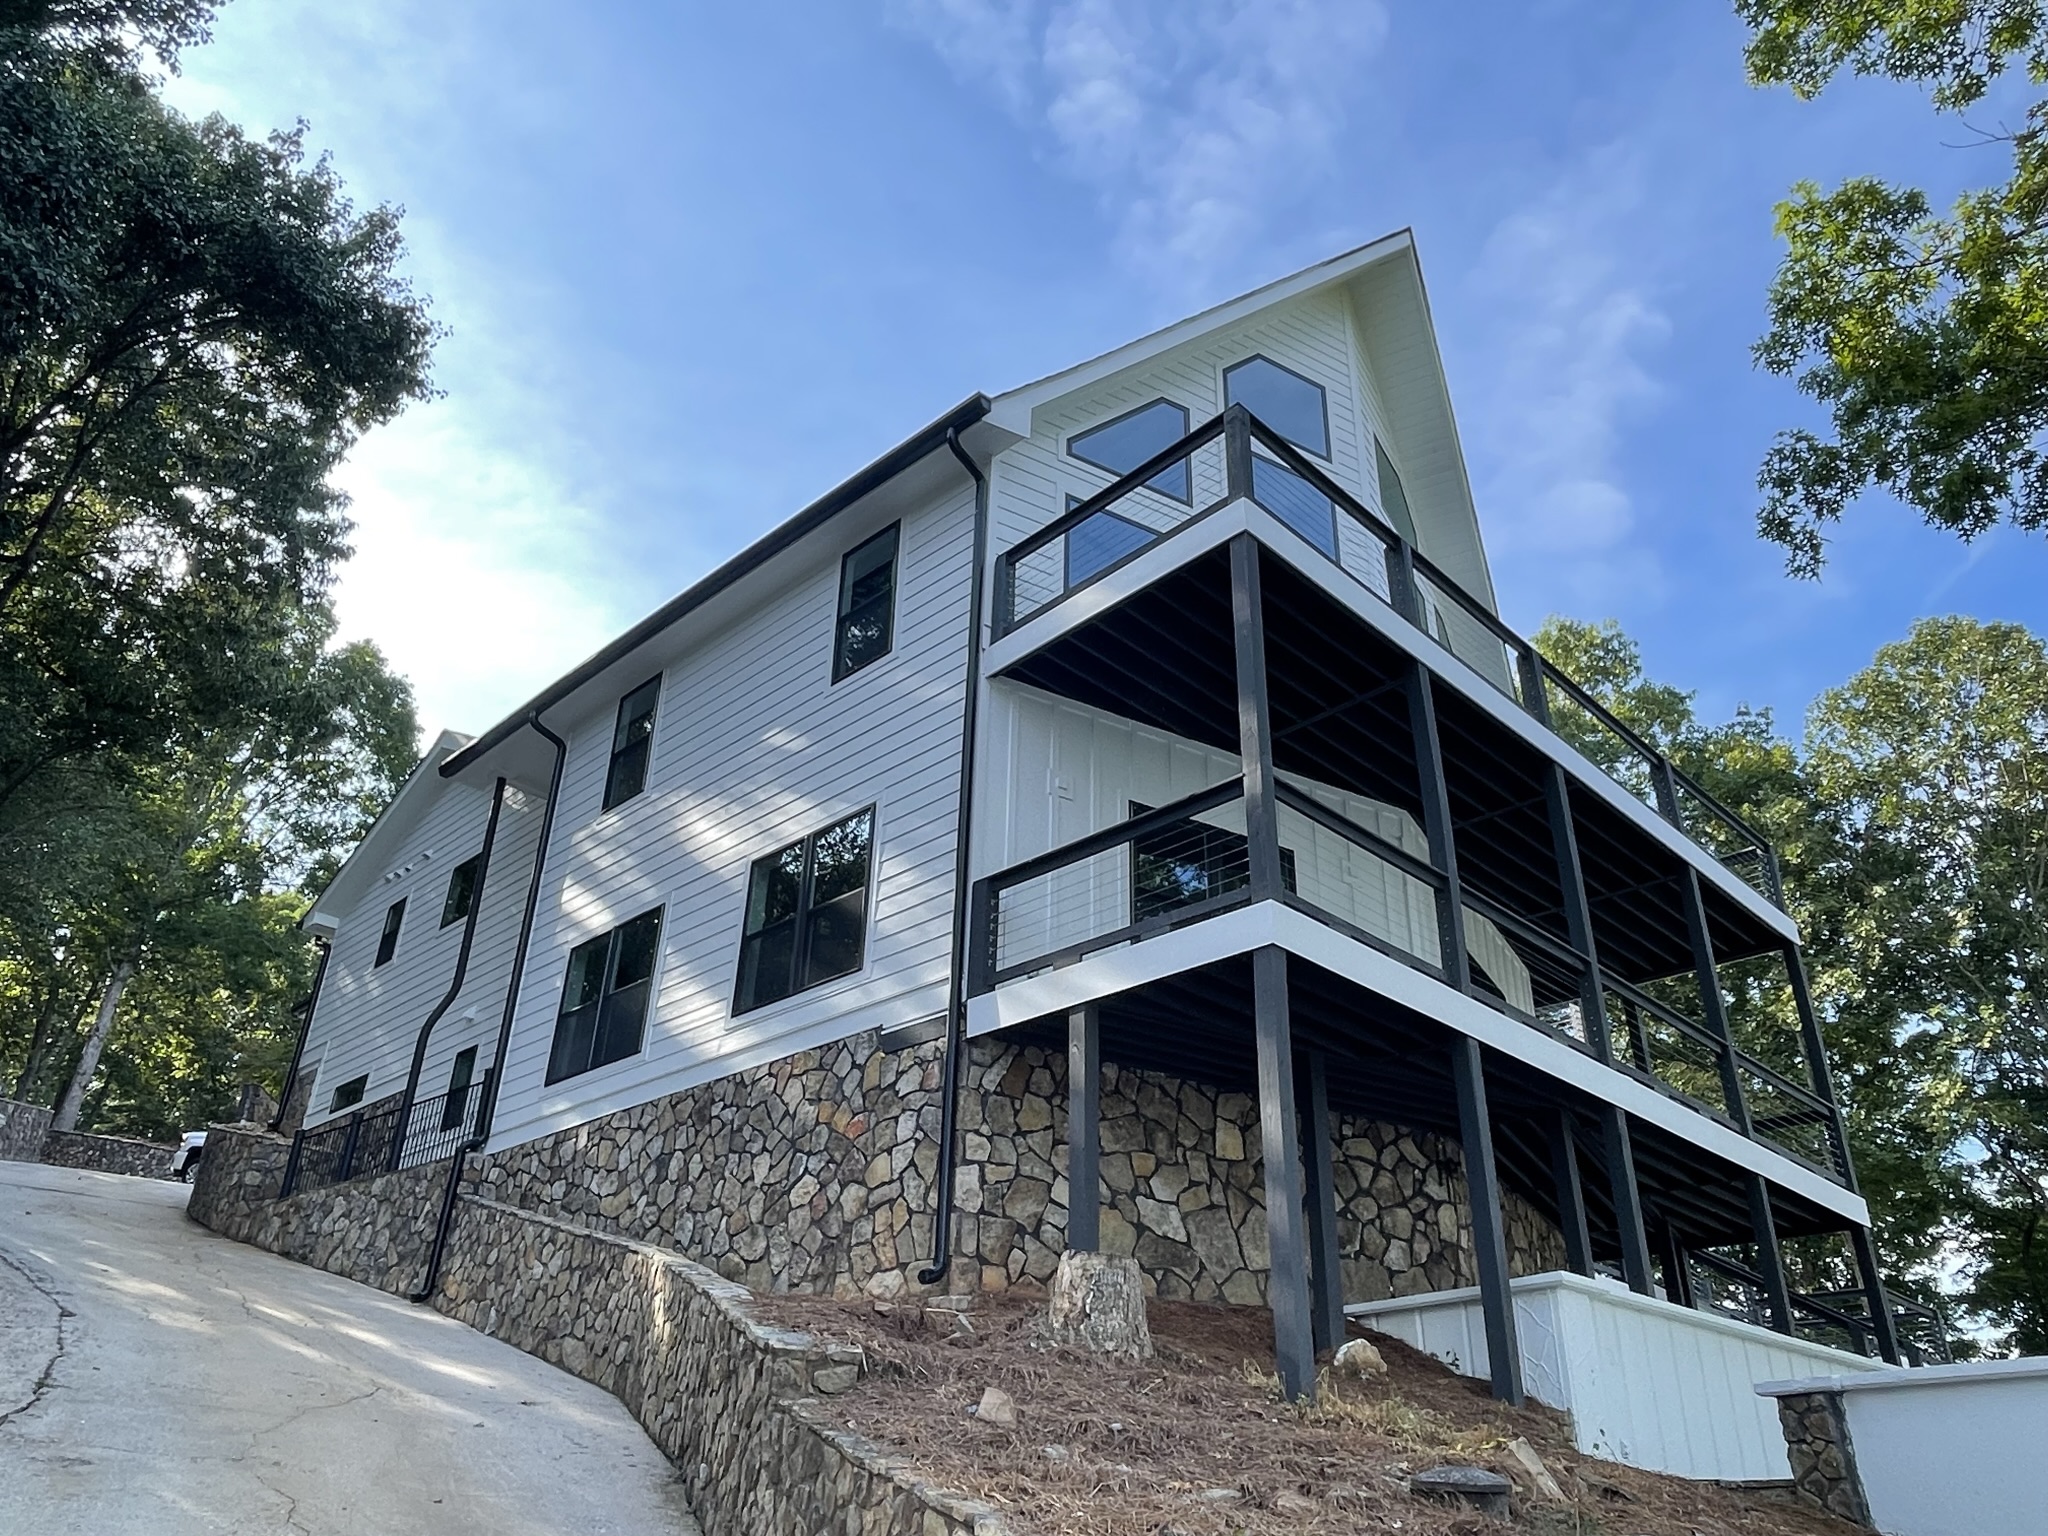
160,0,2047,743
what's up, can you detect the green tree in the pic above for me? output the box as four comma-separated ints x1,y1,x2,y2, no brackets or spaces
0,0,434,811
1739,0,2048,574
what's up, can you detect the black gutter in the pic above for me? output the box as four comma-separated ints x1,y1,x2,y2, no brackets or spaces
412,716,568,1304
440,395,992,782
269,937,330,1132
388,775,507,1172
917,428,990,1286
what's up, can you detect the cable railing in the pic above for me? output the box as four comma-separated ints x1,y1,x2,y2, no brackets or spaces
991,405,1785,908
1687,1250,1951,1364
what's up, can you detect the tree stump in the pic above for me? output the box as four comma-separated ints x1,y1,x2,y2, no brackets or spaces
1047,1250,1153,1360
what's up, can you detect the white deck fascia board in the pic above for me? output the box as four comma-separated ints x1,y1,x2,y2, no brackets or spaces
1755,1354,2048,1398
985,232,1417,436
966,898,1866,1223
984,500,1795,941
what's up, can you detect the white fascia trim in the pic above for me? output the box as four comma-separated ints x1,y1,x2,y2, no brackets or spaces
307,728,474,925
964,899,1866,1225
1757,1355,2047,1398
986,231,1417,436
984,499,1794,941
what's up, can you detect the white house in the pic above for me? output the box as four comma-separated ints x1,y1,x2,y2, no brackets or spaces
276,231,1930,1410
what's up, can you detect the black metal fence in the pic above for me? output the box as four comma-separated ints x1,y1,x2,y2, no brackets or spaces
279,1074,490,1198
991,405,1785,908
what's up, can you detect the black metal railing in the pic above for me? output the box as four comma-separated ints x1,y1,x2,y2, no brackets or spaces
1688,1249,1952,1363
278,1075,490,1199
992,405,1784,907
971,770,1851,1184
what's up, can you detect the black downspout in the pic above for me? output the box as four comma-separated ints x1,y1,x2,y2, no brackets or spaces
411,715,568,1304
388,775,508,1171
270,938,331,1132
918,428,989,1286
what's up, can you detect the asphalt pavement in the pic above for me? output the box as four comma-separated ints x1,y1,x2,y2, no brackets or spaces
0,1159,699,1534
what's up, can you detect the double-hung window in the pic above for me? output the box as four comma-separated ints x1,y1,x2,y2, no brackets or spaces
374,899,405,967
603,677,661,812
440,856,480,928
832,527,898,682
546,909,663,1084
733,809,875,1013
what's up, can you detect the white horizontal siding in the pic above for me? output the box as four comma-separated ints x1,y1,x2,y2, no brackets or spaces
299,778,525,1125
486,482,977,1150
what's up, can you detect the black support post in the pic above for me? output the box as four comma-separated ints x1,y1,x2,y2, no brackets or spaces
1296,1049,1345,1353
1548,1109,1594,1278
1451,1036,1524,1403
1747,1175,1795,1334
1657,1220,1694,1308
1784,943,1858,1186
1252,945,1315,1400
1599,1104,1656,1295
1406,663,1470,993
1679,866,1752,1134
1850,1224,1904,1365
1541,763,1612,1061
1065,1004,1101,1252
1230,535,1285,900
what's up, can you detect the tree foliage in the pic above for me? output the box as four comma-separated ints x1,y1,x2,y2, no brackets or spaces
1739,0,2048,573
1539,614,2048,1353
0,0,427,1135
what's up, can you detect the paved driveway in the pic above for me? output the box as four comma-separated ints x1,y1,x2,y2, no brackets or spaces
0,1159,698,1535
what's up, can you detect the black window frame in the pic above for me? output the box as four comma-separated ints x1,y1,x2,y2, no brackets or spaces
440,1046,478,1131
1374,436,1419,545
1224,354,1331,460
1062,494,1158,589
545,908,664,1085
732,807,876,1015
602,675,662,813
831,525,899,683
440,855,481,928
330,1074,368,1113
374,899,405,967
1065,397,1193,504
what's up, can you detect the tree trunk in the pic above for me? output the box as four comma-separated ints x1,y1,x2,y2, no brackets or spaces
52,959,135,1132
11,977,66,1103
1047,1250,1153,1360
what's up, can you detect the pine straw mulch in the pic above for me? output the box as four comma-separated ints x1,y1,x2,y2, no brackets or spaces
752,1292,1855,1536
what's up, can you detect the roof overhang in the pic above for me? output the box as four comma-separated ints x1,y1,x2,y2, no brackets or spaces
304,728,474,927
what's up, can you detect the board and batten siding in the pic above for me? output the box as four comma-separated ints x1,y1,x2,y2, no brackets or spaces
485,482,978,1151
299,778,541,1127
978,681,1531,1009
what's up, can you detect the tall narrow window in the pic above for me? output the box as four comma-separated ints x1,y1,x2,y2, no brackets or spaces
833,526,898,682
440,856,480,928
1067,398,1192,502
374,899,405,967
546,909,663,1084
603,676,661,812
733,808,875,1013
1375,437,1419,544
1224,355,1330,458
440,1046,478,1131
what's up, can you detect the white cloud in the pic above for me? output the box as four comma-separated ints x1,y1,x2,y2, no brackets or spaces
1463,145,1671,615
892,0,1387,284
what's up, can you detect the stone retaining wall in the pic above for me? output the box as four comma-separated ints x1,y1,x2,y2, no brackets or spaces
473,1032,1563,1304
1772,1389,1871,1525
189,1125,1005,1536
40,1129,176,1179
0,1097,52,1162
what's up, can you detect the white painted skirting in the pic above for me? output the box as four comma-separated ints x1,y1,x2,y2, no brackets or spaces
1350,1271,1890,1481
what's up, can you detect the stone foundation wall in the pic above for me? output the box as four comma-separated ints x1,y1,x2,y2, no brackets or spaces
189,1125,1006,1536
0,1097,52,1162
473,1031,1563,1304
188,1124,452,1296
40,1129,175,1179
1773,1389,1871,1525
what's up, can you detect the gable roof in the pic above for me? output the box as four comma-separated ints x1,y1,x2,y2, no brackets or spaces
304,728,473,934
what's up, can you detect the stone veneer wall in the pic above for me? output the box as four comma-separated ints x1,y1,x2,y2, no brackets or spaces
40,1129,176,1179
472,1031,1563,1303
0,1097,52,1162
1772,1389,1872,1525
189,1126,1006,1536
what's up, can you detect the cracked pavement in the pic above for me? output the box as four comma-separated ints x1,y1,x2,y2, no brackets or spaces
0,1160,699,1534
